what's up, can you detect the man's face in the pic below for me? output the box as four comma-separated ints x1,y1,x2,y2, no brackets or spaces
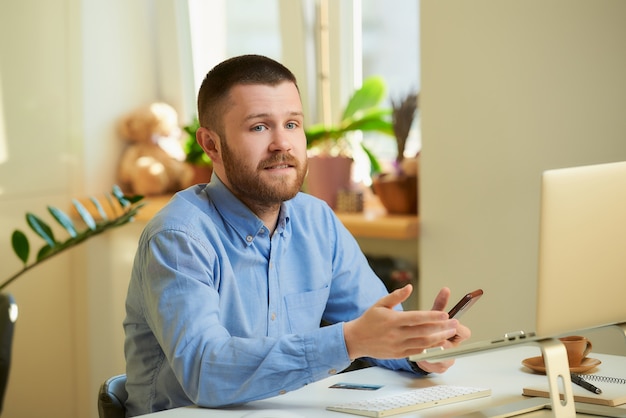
215,82,308,206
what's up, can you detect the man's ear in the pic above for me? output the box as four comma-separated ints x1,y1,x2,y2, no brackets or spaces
196,127,221,162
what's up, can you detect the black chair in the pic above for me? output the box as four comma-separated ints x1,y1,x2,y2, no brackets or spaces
98,374,128,418
0,293,18,414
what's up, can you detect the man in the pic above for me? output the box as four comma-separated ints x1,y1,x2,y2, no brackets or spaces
124,54,470,416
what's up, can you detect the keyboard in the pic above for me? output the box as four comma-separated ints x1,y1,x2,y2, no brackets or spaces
326,385,491,417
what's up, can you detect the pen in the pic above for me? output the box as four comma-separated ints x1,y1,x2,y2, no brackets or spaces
571,373,602,394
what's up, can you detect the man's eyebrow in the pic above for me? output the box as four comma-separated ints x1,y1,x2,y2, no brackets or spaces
244,111,304,121
244,112,269,121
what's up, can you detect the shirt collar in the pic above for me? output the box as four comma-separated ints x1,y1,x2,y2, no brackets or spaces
204,173,291,245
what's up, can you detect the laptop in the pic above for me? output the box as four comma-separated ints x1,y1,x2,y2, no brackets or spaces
410,160,626,362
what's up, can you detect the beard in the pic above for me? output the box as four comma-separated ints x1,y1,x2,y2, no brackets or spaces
221,139,308,205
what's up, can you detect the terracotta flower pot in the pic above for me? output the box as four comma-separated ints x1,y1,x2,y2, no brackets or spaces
372,174,418,214
306,155,353,209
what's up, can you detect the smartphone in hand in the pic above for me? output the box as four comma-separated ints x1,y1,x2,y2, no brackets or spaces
447,289,483,319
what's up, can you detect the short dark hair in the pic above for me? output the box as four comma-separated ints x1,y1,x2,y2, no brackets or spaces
197,54,299,133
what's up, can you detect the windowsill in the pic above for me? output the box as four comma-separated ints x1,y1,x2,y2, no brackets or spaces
75,193,418,240
335,210,418,240
334,193,418,240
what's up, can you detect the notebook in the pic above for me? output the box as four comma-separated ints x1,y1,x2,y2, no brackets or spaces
523,374,626,406
410,160,626,362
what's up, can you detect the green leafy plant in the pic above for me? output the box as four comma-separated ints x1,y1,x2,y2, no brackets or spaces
2,185,144,291
305,76,394,174
182,117,212,167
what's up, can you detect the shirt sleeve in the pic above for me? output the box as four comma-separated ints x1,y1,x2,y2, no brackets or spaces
134,229,353,408
371,358,430,375
319,216,424,374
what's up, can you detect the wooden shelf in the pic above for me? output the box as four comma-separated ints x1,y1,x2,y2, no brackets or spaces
336,210,418,240
74,194,418,240
336,191,419,240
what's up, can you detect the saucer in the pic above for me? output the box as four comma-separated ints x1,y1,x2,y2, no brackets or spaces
522,356,601,374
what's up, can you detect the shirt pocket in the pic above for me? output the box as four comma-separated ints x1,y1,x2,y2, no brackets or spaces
284,286,330,333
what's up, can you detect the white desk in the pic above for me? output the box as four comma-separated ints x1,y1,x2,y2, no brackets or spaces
140,346,626,417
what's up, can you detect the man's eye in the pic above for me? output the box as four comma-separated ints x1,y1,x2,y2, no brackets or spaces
286,122,297,129
252,125,266,132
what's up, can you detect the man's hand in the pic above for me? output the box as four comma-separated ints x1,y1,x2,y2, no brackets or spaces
343,284,460,361
414,287,471,373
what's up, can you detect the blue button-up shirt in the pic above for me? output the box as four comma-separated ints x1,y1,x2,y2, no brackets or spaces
124,175,417,416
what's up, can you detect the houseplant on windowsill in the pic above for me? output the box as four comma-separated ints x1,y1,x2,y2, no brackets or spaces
182,116,213,184
371,91,419,214
304,75,394,209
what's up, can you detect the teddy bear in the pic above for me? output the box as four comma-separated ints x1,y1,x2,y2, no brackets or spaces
117,102,195,196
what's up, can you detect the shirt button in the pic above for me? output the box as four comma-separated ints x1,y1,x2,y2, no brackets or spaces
271,312,276,321
279,390,287,395
246,235,253,243
328,369,337,375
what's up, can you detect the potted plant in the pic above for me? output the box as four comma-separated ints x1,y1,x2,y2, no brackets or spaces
0,186,144,408
4,185,144,290
181,117,213,184
304,76,394,209
371,91,420,214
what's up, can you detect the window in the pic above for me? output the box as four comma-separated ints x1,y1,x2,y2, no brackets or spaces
187,0,282,98
361,0,421,165
187,0,420,178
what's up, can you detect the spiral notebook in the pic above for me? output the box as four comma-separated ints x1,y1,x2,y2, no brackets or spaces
523,375,626,406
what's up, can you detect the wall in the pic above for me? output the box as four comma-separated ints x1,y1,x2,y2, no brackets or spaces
0,1,188,417
419,0,626,354
0,1,82,416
